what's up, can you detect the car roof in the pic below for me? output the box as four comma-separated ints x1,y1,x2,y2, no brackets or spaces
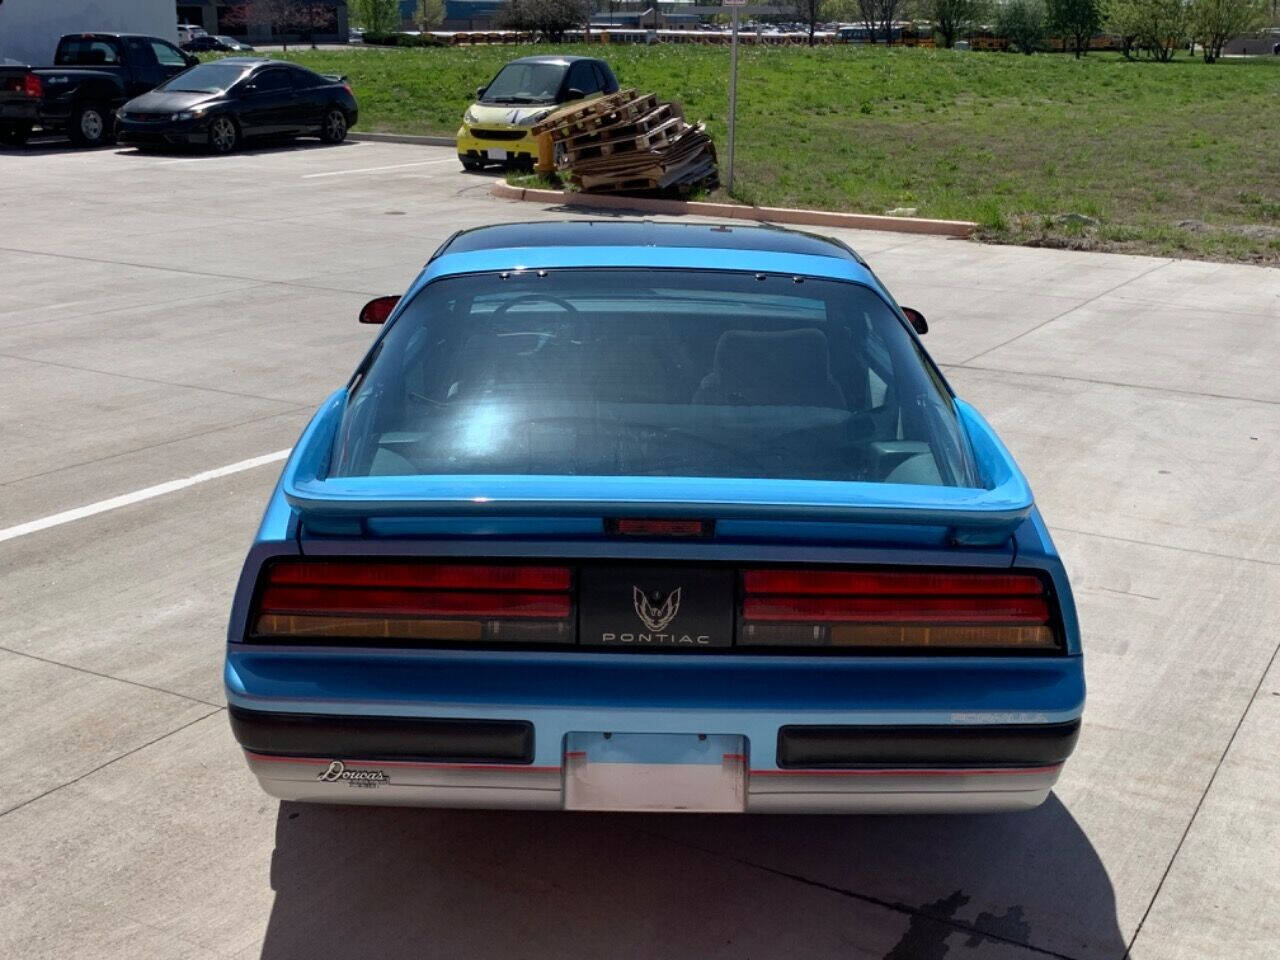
441,221,862,262
504,55,601,67
416,222,879,296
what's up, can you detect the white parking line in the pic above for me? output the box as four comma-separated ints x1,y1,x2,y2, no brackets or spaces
301,158,456,179
0,449,291,545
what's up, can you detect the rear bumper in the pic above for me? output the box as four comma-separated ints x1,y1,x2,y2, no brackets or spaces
227,648,1082,813
241,747,1065,813
0,102,41,125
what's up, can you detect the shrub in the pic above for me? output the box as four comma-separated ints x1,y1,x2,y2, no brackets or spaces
362,31,448,47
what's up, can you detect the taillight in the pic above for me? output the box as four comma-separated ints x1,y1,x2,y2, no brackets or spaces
251,560,574,644
606,518,712,538
24,73,43,98
739,569,1059,651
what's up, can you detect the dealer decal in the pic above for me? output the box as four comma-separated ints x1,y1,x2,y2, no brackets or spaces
316,760,389,788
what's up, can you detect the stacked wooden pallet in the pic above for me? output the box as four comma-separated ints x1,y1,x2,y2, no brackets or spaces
531,89,719,196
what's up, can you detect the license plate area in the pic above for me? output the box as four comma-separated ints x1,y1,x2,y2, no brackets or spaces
486,148,507,160
564,733,747,812
579,565,735,648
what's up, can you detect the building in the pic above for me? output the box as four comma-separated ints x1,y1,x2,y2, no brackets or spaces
175,1,350,44
0,0,175,65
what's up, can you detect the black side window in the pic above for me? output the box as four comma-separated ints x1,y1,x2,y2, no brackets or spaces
149,40,188,67
567,62,602,97
289,67,319,90
592,63,617,94
126,39,154,65
252,70,291,93
57,39,122,65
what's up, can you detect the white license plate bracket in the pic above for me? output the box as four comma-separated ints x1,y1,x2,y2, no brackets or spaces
564,732,747,813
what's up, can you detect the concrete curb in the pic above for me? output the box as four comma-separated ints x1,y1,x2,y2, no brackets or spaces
489,181,976,237
350,131,456,147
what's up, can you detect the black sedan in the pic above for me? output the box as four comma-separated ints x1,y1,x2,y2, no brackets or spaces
181,36,235,52
116,58,358,154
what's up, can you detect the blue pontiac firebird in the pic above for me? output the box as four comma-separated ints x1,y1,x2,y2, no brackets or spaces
225,221,1083,814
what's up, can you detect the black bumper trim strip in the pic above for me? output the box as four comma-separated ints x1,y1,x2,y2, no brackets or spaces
776,720,1081,769
228,705,534,764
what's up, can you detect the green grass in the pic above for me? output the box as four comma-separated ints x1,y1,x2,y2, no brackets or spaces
258,45,1280,262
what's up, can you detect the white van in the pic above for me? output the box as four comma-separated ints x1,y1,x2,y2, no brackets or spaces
176,23,207,45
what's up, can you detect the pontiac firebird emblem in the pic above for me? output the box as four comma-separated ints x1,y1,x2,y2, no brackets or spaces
633,587,681,631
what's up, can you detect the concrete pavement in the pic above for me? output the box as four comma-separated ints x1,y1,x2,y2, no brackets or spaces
0,137,1276,959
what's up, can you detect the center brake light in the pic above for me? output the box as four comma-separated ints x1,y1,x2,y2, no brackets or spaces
740,569,1059,650
252,561,573,644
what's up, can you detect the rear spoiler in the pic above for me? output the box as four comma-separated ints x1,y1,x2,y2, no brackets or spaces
278,392,1034,547
321,73,348,85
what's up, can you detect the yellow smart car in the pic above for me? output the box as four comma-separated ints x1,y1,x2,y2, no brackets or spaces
457,55,620,171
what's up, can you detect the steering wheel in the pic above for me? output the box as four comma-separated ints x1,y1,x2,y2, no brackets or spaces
491,294,580,317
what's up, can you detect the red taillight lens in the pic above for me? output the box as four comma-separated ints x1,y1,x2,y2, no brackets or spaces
740,568,1058,650
24,73,43,98
252,561,573,644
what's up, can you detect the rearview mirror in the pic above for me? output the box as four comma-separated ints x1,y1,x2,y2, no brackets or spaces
566,87,586,100
185,54,199,66
902,307,928,335
359,295,400,325
475,85,486,99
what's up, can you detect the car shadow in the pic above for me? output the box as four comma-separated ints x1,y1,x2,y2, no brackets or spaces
111,138,363,160
258,793,1125,959
0,137,118,156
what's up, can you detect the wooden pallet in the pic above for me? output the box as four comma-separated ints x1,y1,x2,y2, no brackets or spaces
570,126,710,175
561,117,687,164
530,89,653,138
560,103,678,151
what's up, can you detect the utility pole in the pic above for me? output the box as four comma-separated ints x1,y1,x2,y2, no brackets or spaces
725,0,744,192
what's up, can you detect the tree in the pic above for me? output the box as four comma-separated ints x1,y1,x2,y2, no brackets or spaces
244,0,312,50
1048,0,1104,54
1133,0,1190,59
853,0,904,43
795,0,826,45
1188,0,1266,60
352,0,402,32
930,0,987,47
418,0,447,30
997,0,1048,51
498,0,590,41
1104,0,1144,55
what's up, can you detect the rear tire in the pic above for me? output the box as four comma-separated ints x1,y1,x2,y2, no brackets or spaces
68,103,111,147
0,122,31,147
208,115,239,154
319,107,348,144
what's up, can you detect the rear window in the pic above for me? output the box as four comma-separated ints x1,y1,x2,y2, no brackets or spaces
331,270,977,487
55,38,122,66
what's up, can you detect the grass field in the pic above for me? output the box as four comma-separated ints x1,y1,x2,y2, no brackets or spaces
262,45,1280,262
